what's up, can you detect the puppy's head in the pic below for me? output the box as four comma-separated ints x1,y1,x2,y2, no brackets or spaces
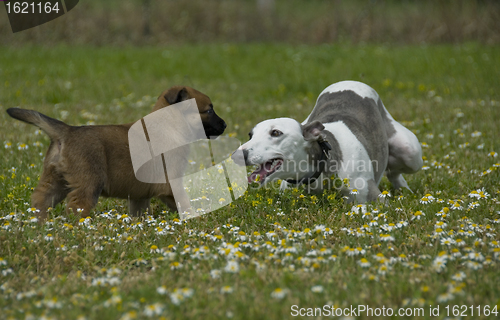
235,118,325,184
153,86,226,138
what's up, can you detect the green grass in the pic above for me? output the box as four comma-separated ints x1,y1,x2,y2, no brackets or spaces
1,43,500,319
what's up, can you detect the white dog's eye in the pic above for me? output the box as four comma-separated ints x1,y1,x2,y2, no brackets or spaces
270,129,283,137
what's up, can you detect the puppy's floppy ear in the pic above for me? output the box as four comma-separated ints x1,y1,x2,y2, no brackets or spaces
164,87,189,105
302,120,325,141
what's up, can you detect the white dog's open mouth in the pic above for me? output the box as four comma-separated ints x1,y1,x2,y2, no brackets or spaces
248,158,283,184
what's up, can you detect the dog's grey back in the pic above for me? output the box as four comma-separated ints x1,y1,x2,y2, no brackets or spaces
304,81,392,183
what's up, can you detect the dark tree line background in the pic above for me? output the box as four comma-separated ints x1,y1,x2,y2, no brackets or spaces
1,0,499,45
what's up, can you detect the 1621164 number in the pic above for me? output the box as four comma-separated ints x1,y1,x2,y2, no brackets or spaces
5,2,60,14
445,305,498,317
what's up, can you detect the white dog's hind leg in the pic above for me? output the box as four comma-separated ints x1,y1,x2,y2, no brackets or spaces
387,171,412,192
386,120,423,191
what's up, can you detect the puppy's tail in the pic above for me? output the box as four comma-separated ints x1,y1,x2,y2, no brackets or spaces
6,108,69,140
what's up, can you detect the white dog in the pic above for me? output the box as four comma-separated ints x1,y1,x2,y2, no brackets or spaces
237,81,423,203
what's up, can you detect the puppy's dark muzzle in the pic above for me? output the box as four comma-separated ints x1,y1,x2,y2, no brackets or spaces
219,120,227,133
204,119,226,138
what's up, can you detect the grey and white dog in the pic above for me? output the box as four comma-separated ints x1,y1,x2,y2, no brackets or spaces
238,81,423,203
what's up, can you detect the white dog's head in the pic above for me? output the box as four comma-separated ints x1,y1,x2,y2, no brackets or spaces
236,118,326,184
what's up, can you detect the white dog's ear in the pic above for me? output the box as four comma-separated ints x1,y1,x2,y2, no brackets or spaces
302,120,325,141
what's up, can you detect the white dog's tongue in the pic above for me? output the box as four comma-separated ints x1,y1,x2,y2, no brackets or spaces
248,161,273,183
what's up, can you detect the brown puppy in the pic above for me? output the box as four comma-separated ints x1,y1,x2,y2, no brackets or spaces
6,86,226,222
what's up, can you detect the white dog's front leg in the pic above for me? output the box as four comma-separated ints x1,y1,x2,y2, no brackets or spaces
341,176,381,203
280,177,325,194
350,204,368,214
279,180,290,192
303,174,326,194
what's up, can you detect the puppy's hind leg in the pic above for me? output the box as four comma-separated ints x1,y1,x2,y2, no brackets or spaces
65,174,104,218
31,165,68,223
66,186,103,218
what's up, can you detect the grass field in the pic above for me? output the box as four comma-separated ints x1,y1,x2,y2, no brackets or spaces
1,43,500,319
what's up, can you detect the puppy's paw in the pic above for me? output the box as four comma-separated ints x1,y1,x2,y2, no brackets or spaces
179,207,199,220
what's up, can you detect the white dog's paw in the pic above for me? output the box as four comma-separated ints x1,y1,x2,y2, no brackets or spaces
350,204,368,214
279,180,290,192
388,173,414,193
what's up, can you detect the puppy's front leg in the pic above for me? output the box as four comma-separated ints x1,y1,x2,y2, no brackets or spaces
159,193,194,219
168,178,193,217
129,198,151,216
159,195,177,212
